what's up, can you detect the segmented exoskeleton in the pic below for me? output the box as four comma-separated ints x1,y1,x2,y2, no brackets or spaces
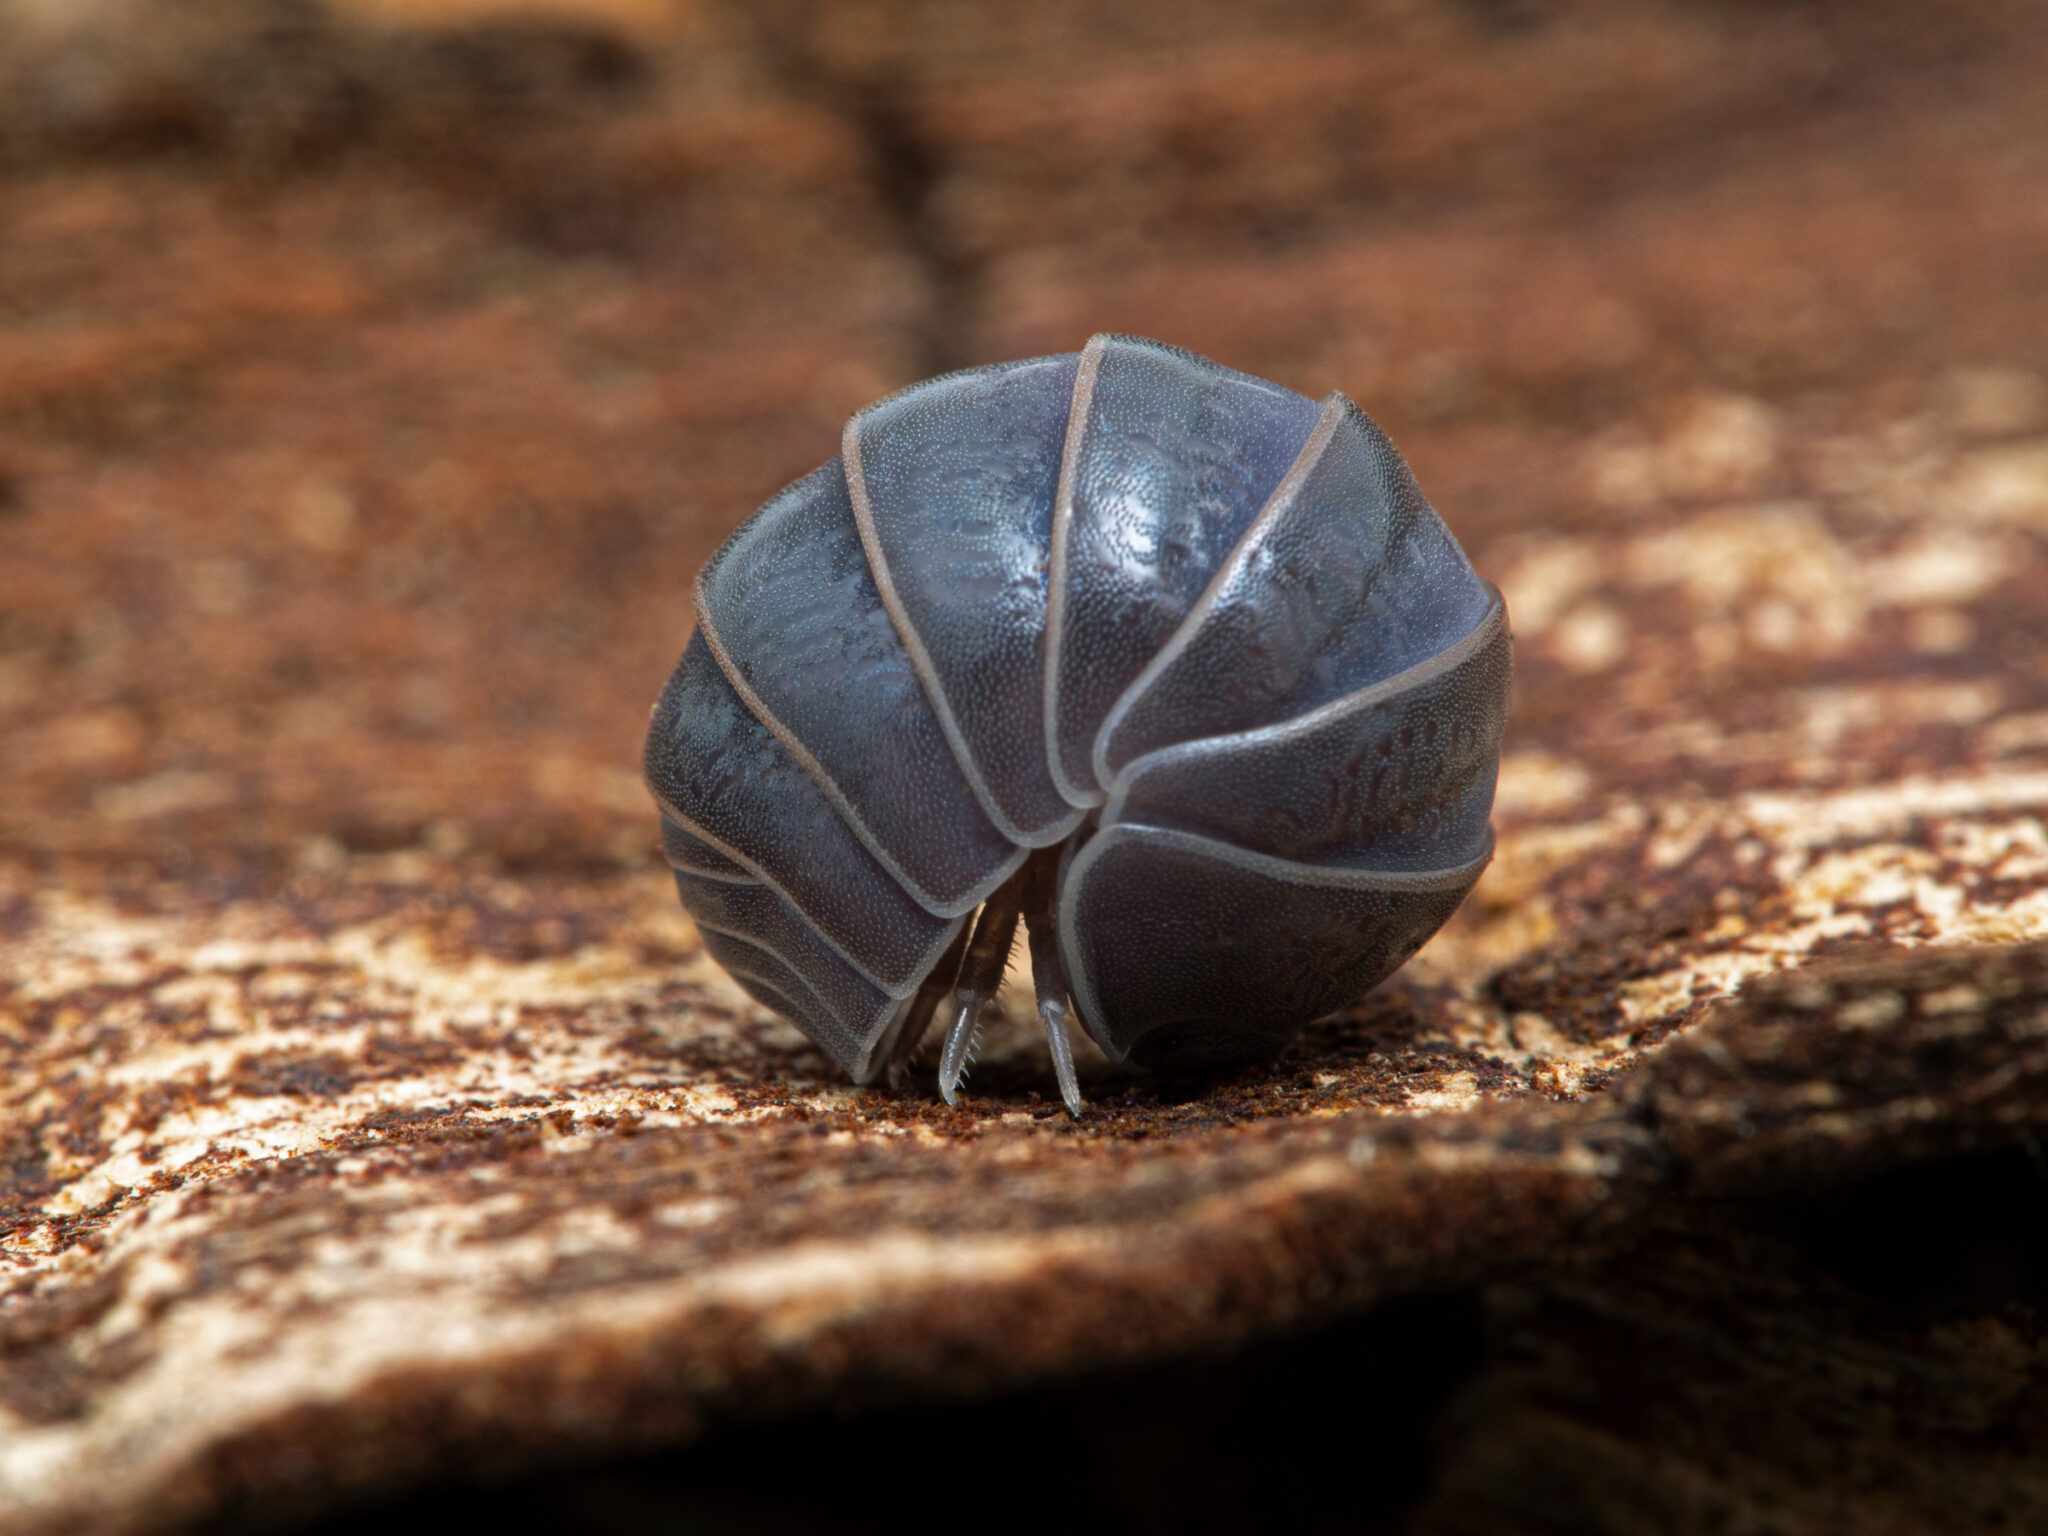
645,334,1510,1115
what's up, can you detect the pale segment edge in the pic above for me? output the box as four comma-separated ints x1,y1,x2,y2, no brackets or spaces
1098,589,1509,829
691,568,1030,921
842,411,1086,852
1054,822,1497,1061
1041,334,1111,810
692,919,916,1085
644,778,969,1005
694,918,859,1046
1088,391,1350,792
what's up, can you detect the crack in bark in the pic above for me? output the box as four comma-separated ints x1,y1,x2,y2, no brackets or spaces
844,84,976,378
734,4,975,379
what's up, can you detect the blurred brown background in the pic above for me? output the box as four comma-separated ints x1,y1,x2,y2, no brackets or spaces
4,0,2044,883
5,4,2048,1534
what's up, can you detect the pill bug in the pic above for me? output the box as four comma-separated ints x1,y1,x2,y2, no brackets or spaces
644,334,1509,1116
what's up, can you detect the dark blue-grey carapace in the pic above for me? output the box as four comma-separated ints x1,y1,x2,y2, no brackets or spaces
644,334,1510,1116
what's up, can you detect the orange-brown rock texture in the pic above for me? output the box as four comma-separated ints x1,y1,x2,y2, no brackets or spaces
4,2,2048,1531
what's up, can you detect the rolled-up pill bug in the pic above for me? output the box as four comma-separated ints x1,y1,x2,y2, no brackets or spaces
644,334,1510,1117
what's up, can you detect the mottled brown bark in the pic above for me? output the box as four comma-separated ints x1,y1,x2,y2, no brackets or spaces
3,2,2047,1531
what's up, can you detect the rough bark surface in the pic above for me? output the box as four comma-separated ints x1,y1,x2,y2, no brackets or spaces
3,2,2048,1531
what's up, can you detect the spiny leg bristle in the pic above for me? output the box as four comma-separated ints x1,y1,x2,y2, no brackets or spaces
937,993,984,1107
938,875,1025,1109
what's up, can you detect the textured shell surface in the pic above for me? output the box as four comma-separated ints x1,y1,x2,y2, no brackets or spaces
644,334,1510,1091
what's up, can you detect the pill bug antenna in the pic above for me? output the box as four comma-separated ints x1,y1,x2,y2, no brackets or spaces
1020,849,1084,1118
937,877,1025,1106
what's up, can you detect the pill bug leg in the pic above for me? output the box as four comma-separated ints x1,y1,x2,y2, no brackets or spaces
882,920,972,1089
1020,851,1084,1118
933,848,1083,1114
938,879,1024,1106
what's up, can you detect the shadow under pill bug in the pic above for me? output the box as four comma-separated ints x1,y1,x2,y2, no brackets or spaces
644,334,1510,1116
